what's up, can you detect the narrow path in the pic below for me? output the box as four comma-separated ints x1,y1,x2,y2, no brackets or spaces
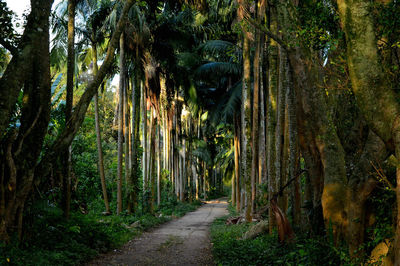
88,198,228,266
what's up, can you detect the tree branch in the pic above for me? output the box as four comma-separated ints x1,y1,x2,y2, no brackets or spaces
37,0,135,176
243,12,290,51
0,39,17,55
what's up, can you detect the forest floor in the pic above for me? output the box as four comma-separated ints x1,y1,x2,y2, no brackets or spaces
87,198,228,266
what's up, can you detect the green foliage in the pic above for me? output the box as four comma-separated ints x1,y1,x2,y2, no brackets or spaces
211,216,351,266
0,198,201,265
0,1,18,48
365,185,396,253
297,0,341,50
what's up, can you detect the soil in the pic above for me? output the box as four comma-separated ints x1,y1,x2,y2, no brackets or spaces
87,198,228,266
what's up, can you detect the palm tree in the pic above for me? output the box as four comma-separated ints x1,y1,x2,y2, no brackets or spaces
116,32,125,215
238,0,252,222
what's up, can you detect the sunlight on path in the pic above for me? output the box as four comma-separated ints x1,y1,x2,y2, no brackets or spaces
88,198,228,266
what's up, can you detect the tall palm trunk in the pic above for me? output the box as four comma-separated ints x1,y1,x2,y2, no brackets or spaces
92,40,110,214
267,6,278,232
231,137,236,205
251,19,260,215
286,64,299,225
116,33,125,215
62,0,76,219
124,78,130,202
149,111,156,211
157,123,161,206
257,1,267,189
238,0,252,222
146,102,151,192
276,47,288,211
234,114,241,211
141,82,147,191
128,74,139,213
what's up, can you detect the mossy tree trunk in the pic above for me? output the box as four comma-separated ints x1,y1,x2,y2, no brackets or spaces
0,0,53,241
238,0,253,222
276,47,288,212
267,6,279,232
336,0,399,257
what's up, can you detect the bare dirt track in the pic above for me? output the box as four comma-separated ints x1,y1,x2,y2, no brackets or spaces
87,198,228,266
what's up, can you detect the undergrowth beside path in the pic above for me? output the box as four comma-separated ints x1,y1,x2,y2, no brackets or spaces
210,205,354,265
0,200,201,266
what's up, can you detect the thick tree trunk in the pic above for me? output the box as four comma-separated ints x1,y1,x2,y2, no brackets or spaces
347,131,386,256
336,0,400,259
0,0,134,242
288,48,347,237
0,0,52,241
0,0,56,136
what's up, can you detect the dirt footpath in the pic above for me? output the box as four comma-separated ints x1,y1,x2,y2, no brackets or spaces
88,198,228,266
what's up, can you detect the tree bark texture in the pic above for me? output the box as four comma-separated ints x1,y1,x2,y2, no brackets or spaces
238,0,253,222
0,0,53,241
117,33,125,215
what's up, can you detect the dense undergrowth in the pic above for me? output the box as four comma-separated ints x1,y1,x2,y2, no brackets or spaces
0,199,201,266
210,205,355,266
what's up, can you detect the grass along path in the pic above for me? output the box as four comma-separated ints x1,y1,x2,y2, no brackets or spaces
88,198,228,266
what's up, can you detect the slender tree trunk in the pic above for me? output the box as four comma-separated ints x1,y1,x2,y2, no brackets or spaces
181,137,186,201
129,75,140,213
62,0,76,219
251,5,261,214
141,82,147,191
234,114,241,211
286,64,299,225
35,0,135,182
232,137,236,206
276,47,288,212
128,75,137,213
150,112,156,211
92,40,110,214
116,33,125,215
124,77,130,204
146,102,151,193
258,39,267,187
267,7,279,231
157,124,161,206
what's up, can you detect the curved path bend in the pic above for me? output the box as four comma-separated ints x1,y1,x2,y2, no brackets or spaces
88,198,228,266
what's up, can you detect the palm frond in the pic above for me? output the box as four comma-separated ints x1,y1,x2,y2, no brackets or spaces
195,62,241,79
198,40,235,57
221,81,241,120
